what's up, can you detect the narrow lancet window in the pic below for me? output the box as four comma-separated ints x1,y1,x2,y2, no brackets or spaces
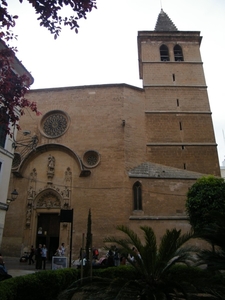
160,44,170,61
174,45,184,61
133,181,142,210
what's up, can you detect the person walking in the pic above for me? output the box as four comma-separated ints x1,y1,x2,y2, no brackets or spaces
35,244,42,270
41,244,48,270
28,245,35,265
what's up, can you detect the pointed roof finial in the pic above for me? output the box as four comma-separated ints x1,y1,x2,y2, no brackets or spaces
155,9,178,31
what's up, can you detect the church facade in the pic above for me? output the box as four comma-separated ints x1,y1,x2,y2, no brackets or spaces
2,10,220,259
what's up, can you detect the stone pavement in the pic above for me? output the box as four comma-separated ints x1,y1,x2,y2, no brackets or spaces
3,256,52,278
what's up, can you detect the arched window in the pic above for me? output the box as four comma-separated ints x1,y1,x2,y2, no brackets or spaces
174,45,183,61
133,181,142,210
160,44,169,61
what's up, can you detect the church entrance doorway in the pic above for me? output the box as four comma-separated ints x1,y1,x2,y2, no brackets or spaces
36,213,60,260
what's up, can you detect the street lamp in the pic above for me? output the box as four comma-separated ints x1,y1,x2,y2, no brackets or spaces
7,189,19,204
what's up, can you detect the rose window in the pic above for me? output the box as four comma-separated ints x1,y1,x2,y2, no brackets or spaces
41,111,70,138
82,150,100,168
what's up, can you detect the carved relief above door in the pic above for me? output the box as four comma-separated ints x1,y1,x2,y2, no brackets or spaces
36,190,61,209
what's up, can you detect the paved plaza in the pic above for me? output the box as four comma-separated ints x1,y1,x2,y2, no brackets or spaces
3,256,52,278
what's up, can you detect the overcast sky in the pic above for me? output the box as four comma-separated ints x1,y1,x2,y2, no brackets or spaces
8,0,225,166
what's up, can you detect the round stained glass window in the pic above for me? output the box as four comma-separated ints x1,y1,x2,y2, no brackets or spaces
82,150,100,169
41,111,70,138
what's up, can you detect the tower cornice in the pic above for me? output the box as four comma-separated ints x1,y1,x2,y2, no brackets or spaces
138,31,202,45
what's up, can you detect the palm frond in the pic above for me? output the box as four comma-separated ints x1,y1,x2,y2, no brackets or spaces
116,225,143,249
105,225,197,289
104,225,142,253
155,229,193,278
196,249,225,270
139,226,157,277
162,246,196,274
104,225,145,274
104,236,132,255
141,225,157,254
157,229,181,262
176,229,194,249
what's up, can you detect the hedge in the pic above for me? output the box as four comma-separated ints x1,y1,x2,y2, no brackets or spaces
0,268,79,300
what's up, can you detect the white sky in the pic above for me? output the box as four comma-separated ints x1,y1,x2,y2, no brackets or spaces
8,0,225,166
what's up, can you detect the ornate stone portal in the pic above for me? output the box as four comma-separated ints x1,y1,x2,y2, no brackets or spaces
25,158,73,230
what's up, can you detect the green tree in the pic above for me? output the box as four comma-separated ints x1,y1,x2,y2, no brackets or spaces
104,225,194,299
196,212,225,271
186,175,225,231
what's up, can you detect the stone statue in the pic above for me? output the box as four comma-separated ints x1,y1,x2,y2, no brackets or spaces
28,186,36,199
65,167,72,184
30,168,37,182
62,186,70,199
48,155,55,173
26,209,31,225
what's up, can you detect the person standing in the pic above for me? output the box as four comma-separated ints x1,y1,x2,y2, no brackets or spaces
107,249,114,267
93,248,99,260
41,244,48,270
28,245,35,265
61,243,66,256
35,244,42,270
55,245,62,256
0,256,12,281
114,247,120,267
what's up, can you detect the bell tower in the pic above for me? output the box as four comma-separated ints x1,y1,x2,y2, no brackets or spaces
138,9,220,175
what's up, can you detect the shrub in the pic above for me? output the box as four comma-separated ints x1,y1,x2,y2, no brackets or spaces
0,268,79,300
93,265,139,280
